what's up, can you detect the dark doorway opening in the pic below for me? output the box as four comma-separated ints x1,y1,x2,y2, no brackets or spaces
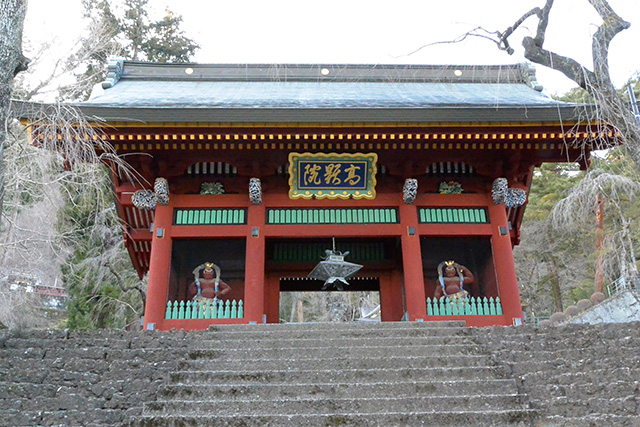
169,239,246,303
279,288,381,323
421,237,497,299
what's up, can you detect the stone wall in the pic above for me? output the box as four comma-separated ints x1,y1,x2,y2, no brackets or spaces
567,290,640,324
0,329,190,426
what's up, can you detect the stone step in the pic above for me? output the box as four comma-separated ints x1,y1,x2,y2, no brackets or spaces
144,394,528,416
0,321,468,344
520,366,640,385
490,341,639,354
0,377,165,400
0,359,180,380
526,380,640,400
159,378,519,400
471,323,640,338
206,320,467,331
1,387,158,415
0,347,185,362
0,408,130,426
0,326,471,350
474,332,640,342
0,381,60,399
2,337,137,350
476,334,640,346
0,365,157,382
0,341,481,360
180,354,494,371
535,414,640,427
181,325,471,340
186,343,480,360
501,346,638,361
169,365,506,384
512,353,640,367
1,359,180,385
127,408,538,427
531,396,640,417
157,335,477,350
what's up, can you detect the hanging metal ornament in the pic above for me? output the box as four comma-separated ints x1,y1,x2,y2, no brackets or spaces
402,178,418,204
504,188,527,208
308,238,363,291
249,178,262,205
492,178,508,204
131,189,157,210
154,177,170,206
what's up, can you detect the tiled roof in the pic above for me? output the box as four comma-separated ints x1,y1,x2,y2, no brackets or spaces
17,61,587,124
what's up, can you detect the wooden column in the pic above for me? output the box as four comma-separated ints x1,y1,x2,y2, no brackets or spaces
264,274,281,323
399,203,427,321
143,202,173,330
488,202,524,324
379,271,404,321
244,203,266,323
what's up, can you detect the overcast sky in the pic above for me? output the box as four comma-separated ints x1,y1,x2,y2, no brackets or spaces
24,0,640,96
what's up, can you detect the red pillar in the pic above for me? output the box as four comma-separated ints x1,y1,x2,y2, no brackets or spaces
244,203,266,323
380,271,404,321
399,203,427,321
488,202,524,324
262,273,280,323
143,202,173,330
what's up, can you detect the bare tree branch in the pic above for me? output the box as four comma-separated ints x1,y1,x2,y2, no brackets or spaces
399,27,503,58
497,6,542,54
587,0,631,85
107,263,146,311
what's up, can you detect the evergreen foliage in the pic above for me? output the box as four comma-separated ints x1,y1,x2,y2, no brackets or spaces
62,0,199,101
516,151,640,320
58,168,144,329
56,1,198,329
517,75,640,320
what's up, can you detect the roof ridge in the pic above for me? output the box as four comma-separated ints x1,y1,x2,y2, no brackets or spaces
99,59,541,87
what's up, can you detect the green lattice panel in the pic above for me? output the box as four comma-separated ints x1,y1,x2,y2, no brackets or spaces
266,208,398,225
272,242,386,262
419,208,488,224
174,209,247,225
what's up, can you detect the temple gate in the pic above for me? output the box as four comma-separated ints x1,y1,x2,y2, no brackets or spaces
20,61,610,330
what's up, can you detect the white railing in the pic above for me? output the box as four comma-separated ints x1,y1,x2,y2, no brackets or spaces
605,275,639,298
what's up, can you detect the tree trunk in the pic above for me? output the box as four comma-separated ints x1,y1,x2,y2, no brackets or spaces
497,1,640,172
545,222,563,313
0,0,28,224
594,194,605,292
289,292,298,323
297,297,303,323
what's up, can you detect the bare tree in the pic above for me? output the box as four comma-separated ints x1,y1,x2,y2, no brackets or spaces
0,99,144,328
0,286,53,330
550,168,640,291
491,1,640,165
13,18,121,103
1,0,29,221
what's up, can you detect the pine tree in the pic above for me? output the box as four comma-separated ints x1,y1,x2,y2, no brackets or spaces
62,0,199,101
58,1,198,329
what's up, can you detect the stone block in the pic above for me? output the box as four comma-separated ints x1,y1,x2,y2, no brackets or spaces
590,292,606,304
549,312,566,324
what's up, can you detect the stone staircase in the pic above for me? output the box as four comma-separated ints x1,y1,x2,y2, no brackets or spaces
470,322,640,426
131,321,535,426
0,321,638,426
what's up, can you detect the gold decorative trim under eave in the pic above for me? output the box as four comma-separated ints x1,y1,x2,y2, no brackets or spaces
32,126,620,152
107,141,599,152
97,131,617,143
